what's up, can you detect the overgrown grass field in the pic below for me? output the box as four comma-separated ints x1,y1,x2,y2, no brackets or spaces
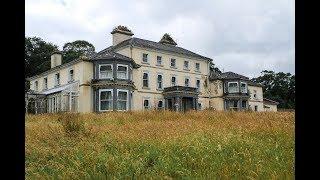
25,111,295,179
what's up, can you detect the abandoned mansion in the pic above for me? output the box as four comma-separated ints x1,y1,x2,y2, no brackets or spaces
26,25,278,113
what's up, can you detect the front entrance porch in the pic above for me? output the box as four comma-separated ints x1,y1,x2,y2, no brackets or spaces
163,86,199,112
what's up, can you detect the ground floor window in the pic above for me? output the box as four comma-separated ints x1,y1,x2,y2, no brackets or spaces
144,99,150,110
254,105,258,111
117,90,128,111
157,100,164,109
241,100,247,109
99,89,113,111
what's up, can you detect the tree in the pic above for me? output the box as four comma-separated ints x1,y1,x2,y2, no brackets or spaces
251,70,295,109
62,40,95,63
25,37,59,79
209,61,222,74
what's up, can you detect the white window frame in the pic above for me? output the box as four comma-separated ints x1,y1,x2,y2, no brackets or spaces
142,72,149,88
157,99,164,109
171,76,177,86
156,56,162,65
68,68,74,82
227,82,239,93
240,82,247,93
55,73,60,86
116,89,129,111
184,60,189,70
157,73,163,90
142,53,149,63
43,77,48,90
170,58,176,68
196,78,201,90
184,77,190,87
143,98,150,110
99,89,113,112
195,62,200,72
117,64,129,80
99,64,113,79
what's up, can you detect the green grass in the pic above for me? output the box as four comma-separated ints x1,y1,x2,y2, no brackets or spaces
25,110,294,179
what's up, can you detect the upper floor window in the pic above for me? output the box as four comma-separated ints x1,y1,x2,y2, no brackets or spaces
228,82,238,93
117,90,128,111
43,77,48,90
170,58,176,68
117,65,128,79
185,78,190,87
143,72,149,88
196,79,200,90
240,82,247,93
253,90,257,98
99,89,113,111
171,76,176,86
99,64,113,79
195,63,200,72
144,99,150,110
34,81,38,91
68,69,74,82
184,61,189,70
157,74,163,90
55,73,60,86
157,56,162,65
142,53,148,63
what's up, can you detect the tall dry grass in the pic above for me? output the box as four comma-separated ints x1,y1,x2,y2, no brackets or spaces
25,110,295,179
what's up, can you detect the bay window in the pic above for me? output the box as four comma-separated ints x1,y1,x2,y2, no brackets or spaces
99,64,113,79
117,65,128,79
99,89,113,111
117,90,128,111
228,82,238,93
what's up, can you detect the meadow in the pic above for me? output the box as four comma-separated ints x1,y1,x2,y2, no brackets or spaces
25,110,295,179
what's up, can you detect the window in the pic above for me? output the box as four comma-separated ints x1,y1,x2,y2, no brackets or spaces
240,82,247,93
117,90,128,111
253,90,257,98
99,89,113,111
195,63,200,71
142,53,148,63
242,100,247,108
171,76,176,86
69,69,74,82
228,82,238,93
143,99,150,109
99,64,113,79
43,77,48,90
157,56,162,65
158,100,164,109
34,81,38,91
254,105,258,111
143,72,149,88
117,65,128,79
157,74,163,90
196,79,200,90
184,61,189,70
55,73,60,86
170,58,176,68
185,78,190,87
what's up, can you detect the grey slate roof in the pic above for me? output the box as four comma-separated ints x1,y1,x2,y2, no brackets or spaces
209,71,264,87
111,37,212,61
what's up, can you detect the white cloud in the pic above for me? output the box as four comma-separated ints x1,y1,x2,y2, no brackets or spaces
25,0,294,77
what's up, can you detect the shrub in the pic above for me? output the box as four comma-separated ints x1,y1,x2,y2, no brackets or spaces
58,113,85,136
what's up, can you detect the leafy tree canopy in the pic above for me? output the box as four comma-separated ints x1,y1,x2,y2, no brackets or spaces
251,70,295,109
62,40,95,63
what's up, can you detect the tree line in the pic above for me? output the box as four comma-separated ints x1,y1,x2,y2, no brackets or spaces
25,36,295,109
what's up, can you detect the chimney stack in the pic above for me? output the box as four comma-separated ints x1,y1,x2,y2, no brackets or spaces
50,51,62,68
111,25,134,46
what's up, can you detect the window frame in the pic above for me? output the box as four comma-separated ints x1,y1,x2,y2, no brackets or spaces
142,72,149,88
55,73,60,86
156,56,162,66
143,99,150,110
116,64,129,80
99,64,113,79
195,62,200,72
116,89,129,111
68,68,74,82
142,53,149,63
227,82,239,93
43,77,48,90
183,60,189,70
157,100,164,109
184,77,190,87
157,73,163,90
171,76,177,86
240,82,247,93
34,81,38,91
170,58,176,68
99,89,113,112
196,78,201,90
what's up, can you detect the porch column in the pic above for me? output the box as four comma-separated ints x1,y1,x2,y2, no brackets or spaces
175,97,180,111
165,98,168,110
192,98,196,110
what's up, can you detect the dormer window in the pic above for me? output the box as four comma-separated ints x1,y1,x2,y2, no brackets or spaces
99,64,113,79
142,53,148,63
228,82,238,93
117,64,128,79
240,82,247,93
184,61,189,70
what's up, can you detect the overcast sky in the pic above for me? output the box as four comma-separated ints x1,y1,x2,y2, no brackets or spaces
25,0,294,78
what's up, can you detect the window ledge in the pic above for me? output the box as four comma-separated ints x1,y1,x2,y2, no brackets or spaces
183,68,190,71
142,87,150,90
157,88,164,91
170,66,177,69
141,61,150,65
156,64,163,67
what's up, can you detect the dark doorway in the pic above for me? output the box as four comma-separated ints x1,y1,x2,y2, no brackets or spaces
167,99,173,110
182,97,194,112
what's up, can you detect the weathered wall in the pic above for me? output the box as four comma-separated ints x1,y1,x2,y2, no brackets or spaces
248,85,264,111
264,104,278,112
